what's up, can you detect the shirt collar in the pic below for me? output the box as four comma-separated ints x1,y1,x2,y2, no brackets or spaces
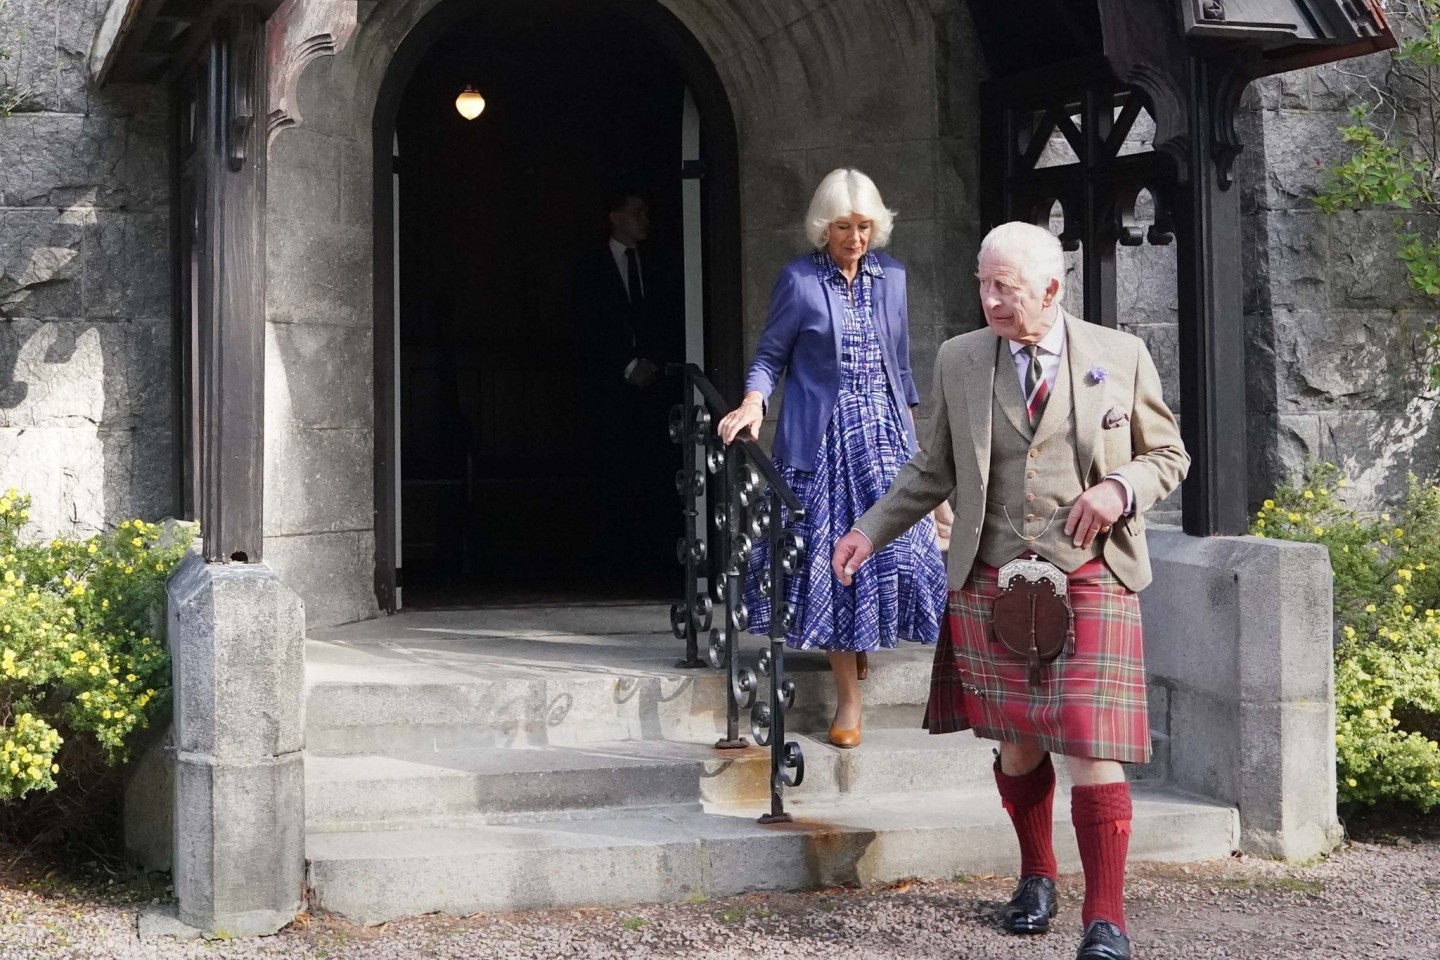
815,249,884,280
1009,309,1067,356
610,237,635,258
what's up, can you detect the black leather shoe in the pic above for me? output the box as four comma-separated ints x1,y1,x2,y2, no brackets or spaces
1076,919,1132,959
1002,874,1057,934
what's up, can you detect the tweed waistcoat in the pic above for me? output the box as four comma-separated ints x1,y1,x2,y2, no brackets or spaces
978,340,1102,571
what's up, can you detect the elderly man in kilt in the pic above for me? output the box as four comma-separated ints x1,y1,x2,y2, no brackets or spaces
833,221,1189,960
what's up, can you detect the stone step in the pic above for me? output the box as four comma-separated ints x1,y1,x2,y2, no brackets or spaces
304,635,934,756
305,783,1237,924
305,729,1169,831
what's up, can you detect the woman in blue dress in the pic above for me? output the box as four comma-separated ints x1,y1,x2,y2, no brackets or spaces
717,168,950,748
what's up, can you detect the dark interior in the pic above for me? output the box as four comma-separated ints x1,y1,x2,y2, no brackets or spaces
395,0,689,606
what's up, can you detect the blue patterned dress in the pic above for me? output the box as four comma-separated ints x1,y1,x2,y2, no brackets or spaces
744,251,948,652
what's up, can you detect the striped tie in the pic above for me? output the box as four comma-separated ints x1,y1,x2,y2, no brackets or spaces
1024,345,1049,428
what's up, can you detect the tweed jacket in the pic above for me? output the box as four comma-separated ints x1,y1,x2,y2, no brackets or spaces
743,251,921,472
853,312,1189,592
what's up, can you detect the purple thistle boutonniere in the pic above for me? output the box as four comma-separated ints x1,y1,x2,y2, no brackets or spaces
1088,366,1108,385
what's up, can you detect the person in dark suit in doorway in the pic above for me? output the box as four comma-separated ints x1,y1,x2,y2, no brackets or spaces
573,190,681,592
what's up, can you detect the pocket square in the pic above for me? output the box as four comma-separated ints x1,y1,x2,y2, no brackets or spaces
1102,407,1130,429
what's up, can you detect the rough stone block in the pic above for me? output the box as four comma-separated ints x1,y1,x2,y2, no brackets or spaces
1314,408,1438,508
1259,109,1351,210
1258,211,1330,313
1329,210,1436,310
0,113,168,211
262,529,378,628
82,211,169,320
0,423,107,536
0,318,173,429
0,209,84,317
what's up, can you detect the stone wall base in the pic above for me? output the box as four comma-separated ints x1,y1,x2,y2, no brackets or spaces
1143,527,1341,860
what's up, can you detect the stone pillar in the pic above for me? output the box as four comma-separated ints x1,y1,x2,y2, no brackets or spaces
1142,528,1340,860
167,551,306,937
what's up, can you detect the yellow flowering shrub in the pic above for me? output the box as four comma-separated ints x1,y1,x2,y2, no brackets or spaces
0,489,193,800
1253,464,1440,811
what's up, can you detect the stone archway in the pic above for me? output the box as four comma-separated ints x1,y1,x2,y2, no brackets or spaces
367,0,744,611
261,0,983,628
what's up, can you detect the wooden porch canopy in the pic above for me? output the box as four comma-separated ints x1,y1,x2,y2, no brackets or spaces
92,0,284,84
972,0,1393,536
88,0,1395,565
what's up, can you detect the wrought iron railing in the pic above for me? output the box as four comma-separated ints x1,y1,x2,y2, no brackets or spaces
668,363,806,823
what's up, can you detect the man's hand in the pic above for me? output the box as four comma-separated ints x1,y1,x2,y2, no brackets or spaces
1064,478,1127,548
626,358,661,389
931,499,954,546
832,530,875,586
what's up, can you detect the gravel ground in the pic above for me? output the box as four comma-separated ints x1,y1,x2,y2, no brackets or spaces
0,840,1437,959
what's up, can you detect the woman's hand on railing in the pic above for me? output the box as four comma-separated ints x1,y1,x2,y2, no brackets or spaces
718,393,765,444
832,529,875,586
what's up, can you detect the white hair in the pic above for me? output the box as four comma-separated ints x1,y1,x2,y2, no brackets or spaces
804,168,897,249
977,221,1066,299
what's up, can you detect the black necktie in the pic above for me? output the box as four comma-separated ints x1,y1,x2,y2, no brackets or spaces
624,247,643,304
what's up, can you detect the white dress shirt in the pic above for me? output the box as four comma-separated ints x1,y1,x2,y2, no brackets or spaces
1011,312,1134,516
609,237,644,301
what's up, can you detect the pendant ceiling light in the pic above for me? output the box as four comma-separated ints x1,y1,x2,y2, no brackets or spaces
455,85,486,121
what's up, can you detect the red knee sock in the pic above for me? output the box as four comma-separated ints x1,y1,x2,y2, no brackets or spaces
1071,781,1133,933
994,753,1057,880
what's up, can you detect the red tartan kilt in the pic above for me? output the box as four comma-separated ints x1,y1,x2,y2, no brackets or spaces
923,557,1151,763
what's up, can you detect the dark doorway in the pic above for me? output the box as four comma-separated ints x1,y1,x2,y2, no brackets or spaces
390,1,710,607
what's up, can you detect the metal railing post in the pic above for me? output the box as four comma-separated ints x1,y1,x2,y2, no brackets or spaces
670,364,805,816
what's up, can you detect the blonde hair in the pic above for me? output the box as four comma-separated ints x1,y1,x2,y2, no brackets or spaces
804,168,897,249
977,221,1066,299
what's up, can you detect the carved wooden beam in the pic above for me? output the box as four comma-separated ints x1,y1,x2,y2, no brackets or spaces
266,0,357,144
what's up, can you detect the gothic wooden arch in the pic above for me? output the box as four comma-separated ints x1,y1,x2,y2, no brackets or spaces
972,0,1393,536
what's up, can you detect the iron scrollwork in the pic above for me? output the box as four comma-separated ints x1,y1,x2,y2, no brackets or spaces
670,364,806,820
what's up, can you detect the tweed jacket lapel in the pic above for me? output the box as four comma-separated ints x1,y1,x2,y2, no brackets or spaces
1064,310,1107,479
1030,340,1073,448
992,338,1032,440
963,333,998,484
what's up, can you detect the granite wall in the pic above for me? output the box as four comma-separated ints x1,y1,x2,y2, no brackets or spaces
0,0,175,537
1241,58,1440,509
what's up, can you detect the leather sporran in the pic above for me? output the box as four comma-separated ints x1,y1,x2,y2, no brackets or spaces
990,558,1076,686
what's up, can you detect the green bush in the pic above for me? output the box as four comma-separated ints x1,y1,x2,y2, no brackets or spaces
1252,464,1440,811
0,489,192,800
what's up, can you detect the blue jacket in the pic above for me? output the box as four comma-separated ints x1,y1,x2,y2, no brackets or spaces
744,251,920,472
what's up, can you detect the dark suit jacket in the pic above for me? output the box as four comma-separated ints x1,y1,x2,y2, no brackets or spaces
573,242,667,380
